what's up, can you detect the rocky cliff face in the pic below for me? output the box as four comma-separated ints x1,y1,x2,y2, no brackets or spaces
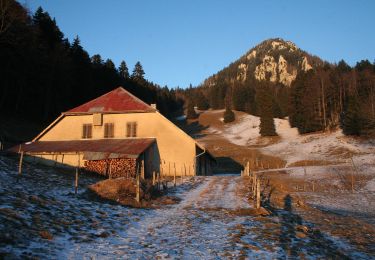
203,38,323,88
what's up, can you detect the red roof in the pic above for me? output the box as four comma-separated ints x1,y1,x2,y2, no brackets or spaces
66,87,155,113
14,138,155,159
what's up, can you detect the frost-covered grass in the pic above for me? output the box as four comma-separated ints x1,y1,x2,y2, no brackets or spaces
1,155,373,258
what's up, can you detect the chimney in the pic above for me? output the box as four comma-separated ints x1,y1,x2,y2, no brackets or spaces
151,103,157,110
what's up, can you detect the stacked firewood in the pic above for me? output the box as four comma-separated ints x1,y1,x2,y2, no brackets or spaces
84,158,136,178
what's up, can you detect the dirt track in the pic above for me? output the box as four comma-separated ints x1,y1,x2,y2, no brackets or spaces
68,175,373,259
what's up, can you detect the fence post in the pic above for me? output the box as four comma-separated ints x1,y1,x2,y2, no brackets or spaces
18,152,24,175
75,153,80,194
174,163,177,187
253,173,257,198
157,171,161,191
160,162,163,179
256,179,261,209
75,168,79,194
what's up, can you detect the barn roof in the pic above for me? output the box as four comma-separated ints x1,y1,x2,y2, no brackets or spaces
65,87,155,114
14,138,156,159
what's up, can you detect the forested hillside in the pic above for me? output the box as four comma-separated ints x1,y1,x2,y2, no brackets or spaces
185,39,375,136
0,1,182,123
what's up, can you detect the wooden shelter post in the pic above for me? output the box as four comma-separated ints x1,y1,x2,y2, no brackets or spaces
141,159,145,179
136,173,140,202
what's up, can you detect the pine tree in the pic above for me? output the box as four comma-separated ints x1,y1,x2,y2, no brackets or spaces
132,61,145,80
223,107,235,123
341,95,361,135
186,100,198,119
104,59,115,70
119,60,129,79
195,91,209,110
257,86,277,136
91,54,103,66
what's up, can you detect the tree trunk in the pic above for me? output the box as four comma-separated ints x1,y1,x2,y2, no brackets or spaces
321,78,327,130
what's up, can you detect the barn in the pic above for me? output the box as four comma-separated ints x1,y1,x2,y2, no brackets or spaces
16,87,215,178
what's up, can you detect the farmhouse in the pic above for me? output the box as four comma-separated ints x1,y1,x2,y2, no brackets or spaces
17,87,214,178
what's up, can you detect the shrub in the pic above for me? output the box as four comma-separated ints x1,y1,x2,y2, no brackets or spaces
223,107,235,123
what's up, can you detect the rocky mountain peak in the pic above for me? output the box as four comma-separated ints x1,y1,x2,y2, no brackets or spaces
203,38,323,88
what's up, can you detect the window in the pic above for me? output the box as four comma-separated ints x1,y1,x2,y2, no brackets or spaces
82,124,92,139
126,122,137,137
104,123,114,138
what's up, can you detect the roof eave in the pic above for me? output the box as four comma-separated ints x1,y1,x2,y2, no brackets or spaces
63,109,156,116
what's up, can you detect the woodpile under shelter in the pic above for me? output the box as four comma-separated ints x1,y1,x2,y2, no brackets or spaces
15,86,215,178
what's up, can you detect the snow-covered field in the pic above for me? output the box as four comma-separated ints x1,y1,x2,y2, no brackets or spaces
1,155,371,258
208,112,375,169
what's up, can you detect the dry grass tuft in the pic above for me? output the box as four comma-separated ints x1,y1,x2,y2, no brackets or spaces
288,160,341,167
39,230,53,240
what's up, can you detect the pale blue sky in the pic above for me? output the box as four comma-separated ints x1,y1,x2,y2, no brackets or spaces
23,0,375,88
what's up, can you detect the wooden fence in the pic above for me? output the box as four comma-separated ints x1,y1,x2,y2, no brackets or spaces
241,158,364,209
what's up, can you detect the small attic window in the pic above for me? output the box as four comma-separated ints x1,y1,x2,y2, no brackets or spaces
104,123,114,138
93,113,103,126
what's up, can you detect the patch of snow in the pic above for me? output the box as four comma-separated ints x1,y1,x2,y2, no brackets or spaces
175,115,186,121
364,178,375,192
208,111,375,169
220,114,260,146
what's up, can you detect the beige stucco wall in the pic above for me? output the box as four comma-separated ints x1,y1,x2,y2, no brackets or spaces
25,153,81,168
36,112,197,176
